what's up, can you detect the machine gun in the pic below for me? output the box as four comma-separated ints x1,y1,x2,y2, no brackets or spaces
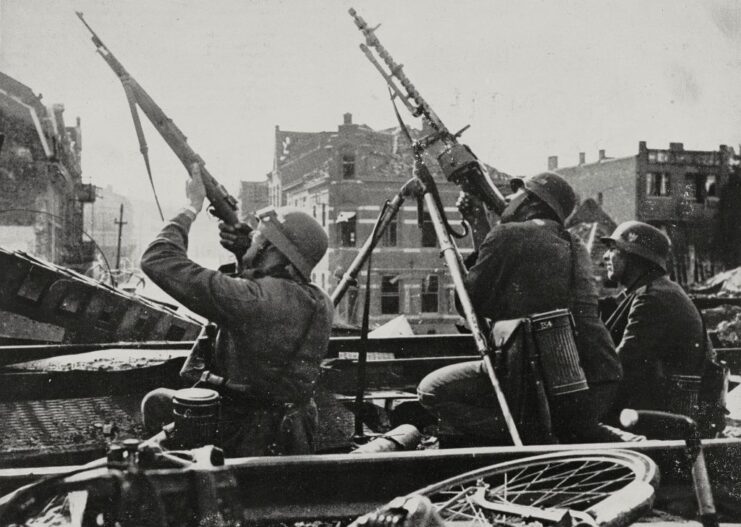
77,12,240,225
349,8,507,216
347,9,521,445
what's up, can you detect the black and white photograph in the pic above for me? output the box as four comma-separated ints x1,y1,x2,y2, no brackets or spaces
0,1,740,525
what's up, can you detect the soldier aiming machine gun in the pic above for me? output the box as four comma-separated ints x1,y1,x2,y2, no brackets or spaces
77,12,240,226
345,9,522,445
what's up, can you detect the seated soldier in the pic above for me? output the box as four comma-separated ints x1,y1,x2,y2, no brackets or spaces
602,221,708,420
417,172,623,444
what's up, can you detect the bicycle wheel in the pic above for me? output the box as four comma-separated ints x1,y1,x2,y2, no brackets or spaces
357,449,659,527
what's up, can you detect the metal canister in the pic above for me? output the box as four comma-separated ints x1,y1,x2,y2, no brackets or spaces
171,387,221,449
529,309,589,397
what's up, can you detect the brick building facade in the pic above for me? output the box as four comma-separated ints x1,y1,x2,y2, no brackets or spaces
266,113,510,333
553,142,740,285
0,72,95,270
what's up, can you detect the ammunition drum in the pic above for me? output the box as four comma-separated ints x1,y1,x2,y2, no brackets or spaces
171,387,221,449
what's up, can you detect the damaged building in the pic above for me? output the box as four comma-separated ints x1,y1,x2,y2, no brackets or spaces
0,72,95,271
238,180,270,220
553,142,741,286
266,113,511,333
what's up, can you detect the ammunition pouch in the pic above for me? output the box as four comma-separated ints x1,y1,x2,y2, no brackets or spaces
489,308,589,443
489,318,550,442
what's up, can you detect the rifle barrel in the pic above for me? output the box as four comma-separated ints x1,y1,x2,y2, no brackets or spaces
77,13,240,225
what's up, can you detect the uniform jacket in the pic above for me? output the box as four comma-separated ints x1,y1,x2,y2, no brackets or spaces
608,272,706,412
140,212,334,407
465,219,622,385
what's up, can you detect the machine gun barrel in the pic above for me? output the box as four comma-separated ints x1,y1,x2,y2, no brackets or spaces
76,12,240,225
350,9,444,130
349,8,507,215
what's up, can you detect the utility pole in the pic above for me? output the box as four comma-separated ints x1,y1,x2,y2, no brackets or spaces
114,203,127,278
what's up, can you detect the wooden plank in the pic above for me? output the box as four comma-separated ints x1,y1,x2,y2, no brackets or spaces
0,309,65,342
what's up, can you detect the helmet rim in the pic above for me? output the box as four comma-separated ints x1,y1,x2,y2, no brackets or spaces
511,172,576,222
255,207,327,281
601,221,670,271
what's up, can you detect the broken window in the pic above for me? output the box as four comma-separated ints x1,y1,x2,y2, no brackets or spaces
705,175,718,199
382,216,398,247
686,174,718,203
421,212,436,247
685,176,699,202
337,211,357,247
686,173,716,203
646,172,671,197
421,275,439,313
381,275,400,314
342,153,356,178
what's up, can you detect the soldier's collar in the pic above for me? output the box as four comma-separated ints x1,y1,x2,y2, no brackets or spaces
240,265,294,281
625,269,665,294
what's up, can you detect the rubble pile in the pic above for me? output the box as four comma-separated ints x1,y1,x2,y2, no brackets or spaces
692,266,741,346
692,266,741,297
702,305,741,346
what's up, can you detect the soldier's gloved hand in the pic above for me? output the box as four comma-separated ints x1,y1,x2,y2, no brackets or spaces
218,222,252,260
456,191,485,223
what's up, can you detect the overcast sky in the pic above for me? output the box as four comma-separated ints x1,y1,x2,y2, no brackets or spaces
2,0,741,214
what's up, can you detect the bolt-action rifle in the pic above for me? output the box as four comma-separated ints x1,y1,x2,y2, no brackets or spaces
349,8,508,216
76,12,240,225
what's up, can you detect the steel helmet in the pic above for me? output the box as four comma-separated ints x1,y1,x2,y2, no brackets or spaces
601,221,670,271
510,171,577,223
254,206,328,281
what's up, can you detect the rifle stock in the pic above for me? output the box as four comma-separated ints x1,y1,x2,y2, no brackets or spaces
77,12,240,225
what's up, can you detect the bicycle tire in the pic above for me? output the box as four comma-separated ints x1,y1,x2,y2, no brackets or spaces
358,449,659,527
